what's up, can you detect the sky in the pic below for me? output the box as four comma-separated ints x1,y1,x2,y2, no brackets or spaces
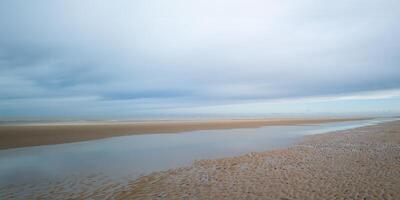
1,0,400,119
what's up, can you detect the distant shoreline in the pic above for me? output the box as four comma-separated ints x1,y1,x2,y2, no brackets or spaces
0,117,370,150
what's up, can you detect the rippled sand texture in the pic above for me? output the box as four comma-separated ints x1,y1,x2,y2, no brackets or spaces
117,121,400,200
0,173,132,200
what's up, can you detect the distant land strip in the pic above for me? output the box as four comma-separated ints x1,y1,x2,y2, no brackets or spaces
0,117,371,150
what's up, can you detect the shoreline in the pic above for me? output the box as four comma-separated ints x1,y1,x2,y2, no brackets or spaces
0,117,369,150
110,119,400,200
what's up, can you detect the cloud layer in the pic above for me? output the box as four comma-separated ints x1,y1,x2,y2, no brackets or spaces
1,0,400,117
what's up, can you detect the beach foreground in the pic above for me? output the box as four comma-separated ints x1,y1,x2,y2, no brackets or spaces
0,118,366,149
112,120,400,200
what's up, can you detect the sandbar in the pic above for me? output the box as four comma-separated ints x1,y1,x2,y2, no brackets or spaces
0,117,368,150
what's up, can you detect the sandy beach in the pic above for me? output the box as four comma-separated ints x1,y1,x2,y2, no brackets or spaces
2,1,399,199
110,120,400,200
1,118,398,200
0,117,367,150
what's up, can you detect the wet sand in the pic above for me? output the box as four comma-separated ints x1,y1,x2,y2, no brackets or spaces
113,120,400,200
0,118,367,150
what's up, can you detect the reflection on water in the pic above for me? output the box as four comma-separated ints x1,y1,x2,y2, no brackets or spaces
0,118,396,198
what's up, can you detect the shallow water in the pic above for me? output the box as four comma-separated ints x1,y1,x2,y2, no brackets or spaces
0,118,396,198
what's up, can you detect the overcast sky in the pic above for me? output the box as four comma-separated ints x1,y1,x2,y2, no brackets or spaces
1,0,400,118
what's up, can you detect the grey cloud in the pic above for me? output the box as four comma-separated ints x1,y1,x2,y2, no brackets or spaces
0,0,400,116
